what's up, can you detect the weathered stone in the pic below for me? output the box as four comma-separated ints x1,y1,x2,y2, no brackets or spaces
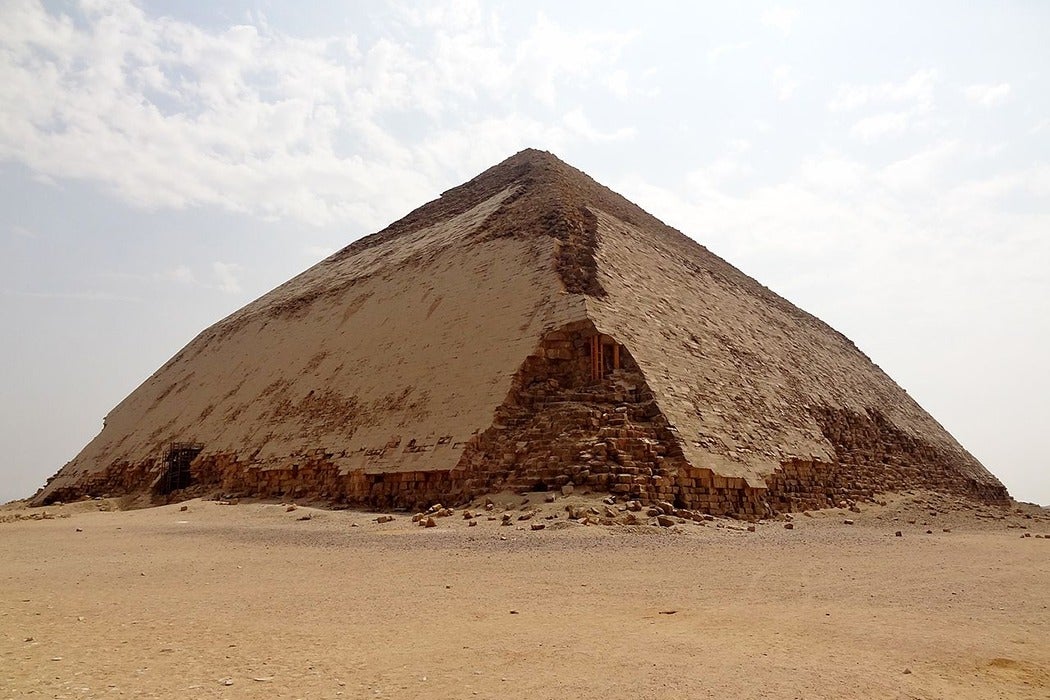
33,150,1011,519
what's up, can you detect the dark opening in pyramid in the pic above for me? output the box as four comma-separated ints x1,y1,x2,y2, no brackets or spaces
33,149,1009,515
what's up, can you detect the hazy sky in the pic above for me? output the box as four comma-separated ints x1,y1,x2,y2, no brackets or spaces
1,0,1047,505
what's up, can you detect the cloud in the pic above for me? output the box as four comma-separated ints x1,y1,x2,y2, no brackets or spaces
212,262,243,294
155,262,241,294
962,83,1011,107
849,111,910,141
562,108,636,142
830,70,939,141
604,69,630,99
877,140,959,193
0,0,635,230
10,224,38,239
829,69,938,113
761,7,799,35
707,41,751,63
159,266,198,285
772,65,798,101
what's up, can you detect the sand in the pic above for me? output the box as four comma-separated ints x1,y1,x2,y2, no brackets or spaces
2,493,1048,699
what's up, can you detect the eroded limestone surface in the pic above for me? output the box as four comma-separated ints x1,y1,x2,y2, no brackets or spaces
33,149,1010,514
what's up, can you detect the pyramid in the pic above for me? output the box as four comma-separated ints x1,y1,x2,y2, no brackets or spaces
33,149,1009,515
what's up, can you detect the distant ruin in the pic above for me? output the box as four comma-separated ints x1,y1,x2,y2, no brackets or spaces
33,150,1010,516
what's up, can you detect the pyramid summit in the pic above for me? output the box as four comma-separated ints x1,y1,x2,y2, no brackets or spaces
34,149,1009,515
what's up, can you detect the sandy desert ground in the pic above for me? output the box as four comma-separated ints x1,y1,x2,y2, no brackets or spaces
2,491,1048,699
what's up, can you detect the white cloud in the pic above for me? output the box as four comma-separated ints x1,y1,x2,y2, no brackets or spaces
772,65,798,101
562,108,636,142
160,266,198,285
707,41,751,63
878,140,959,193
604,69,630,99
212,262,243,294
685,157,753,190
155,262,242,294
10,224,38,239
830,70,939,142
962,83,1011,107
829,69,938,113
849,111,910,141
761,7,799,35
513,12,634,107
727,138,752,153
0,0,635,229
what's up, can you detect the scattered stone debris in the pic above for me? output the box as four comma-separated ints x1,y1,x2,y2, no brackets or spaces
375,515,394,524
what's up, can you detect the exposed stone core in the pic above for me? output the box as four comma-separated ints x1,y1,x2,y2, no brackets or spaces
32,149,1010,514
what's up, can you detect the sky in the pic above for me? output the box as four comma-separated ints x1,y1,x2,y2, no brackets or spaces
1,0,1047,505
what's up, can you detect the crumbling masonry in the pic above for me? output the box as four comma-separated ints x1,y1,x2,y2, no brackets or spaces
32,149,1010,513
39,322,1008,516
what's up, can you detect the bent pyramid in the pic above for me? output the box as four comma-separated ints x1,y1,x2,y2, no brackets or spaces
34,149,1009,515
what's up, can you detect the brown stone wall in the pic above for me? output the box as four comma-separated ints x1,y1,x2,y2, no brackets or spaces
760,407,1010,509
35,330,1010,516
452,323,691,502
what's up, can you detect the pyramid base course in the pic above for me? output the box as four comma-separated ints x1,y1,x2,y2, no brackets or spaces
38,321,1009,518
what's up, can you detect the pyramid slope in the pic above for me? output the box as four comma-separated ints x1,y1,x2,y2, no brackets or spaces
34,150,1008,512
